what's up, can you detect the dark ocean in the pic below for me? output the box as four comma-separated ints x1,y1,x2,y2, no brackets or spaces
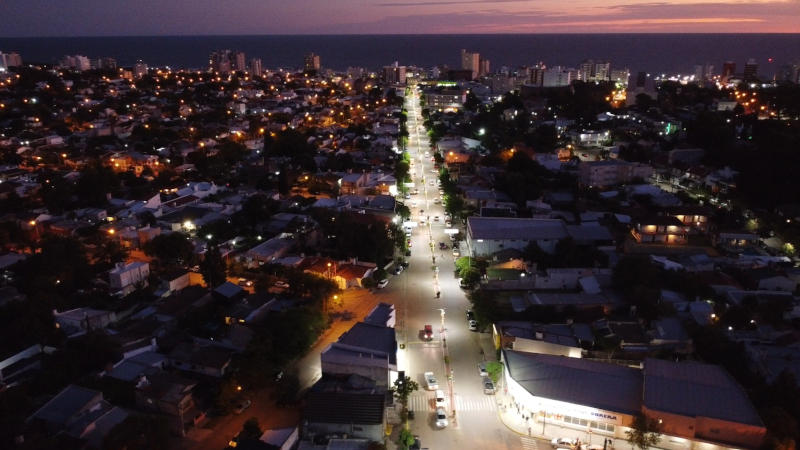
1,34,798,76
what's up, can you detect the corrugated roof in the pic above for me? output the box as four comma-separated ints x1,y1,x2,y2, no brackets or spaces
305,392,385,424
338,322,397,366
504,351,642,415
643,358,762,426
468,217,567,241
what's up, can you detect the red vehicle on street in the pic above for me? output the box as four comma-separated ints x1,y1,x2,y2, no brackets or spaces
423,324,433,341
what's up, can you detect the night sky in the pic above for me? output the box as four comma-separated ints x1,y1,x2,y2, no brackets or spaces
1,0,799,36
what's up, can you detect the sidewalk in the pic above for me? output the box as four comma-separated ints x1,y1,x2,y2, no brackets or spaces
476,334,622,449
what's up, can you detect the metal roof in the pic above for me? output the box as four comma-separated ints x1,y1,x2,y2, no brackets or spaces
643,358,762,426
504,350,642,415
468,217,567,241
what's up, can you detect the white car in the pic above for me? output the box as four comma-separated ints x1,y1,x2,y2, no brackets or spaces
435,407,448,428
434,389,446,408
433,216,440,222
468,320,478,331
424,372,438,390
478,362,488,377
377,279,389,289
274,280,289,289
551,437,578,448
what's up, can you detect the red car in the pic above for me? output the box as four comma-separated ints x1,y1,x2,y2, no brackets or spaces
423,324,433,341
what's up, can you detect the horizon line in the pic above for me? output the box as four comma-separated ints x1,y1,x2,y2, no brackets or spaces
2,32,800,39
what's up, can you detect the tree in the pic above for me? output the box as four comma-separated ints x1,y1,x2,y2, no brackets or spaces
625,414,662,450
391,374,419,420
239,417,263,442
143,232,194,265
398,428,416,450
200,245,227,287
486,361,504,384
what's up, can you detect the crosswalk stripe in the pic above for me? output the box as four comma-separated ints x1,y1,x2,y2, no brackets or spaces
521,437,539,450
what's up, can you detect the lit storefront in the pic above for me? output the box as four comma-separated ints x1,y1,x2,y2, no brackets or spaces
501,350,765,450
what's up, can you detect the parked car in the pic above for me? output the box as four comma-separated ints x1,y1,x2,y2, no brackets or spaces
551,437,578,448
424,372,438,390
237,278,253,287
434,389,446,408
468,320,478,331
233,398,251,414
482,377,495,395
452,248,460,257
435,407,448,428
466,310,475,321
377,279,389,289
423,324,433,341
445,220,452,227
478,362,488,377
274,280,289,289
393,265,404,275
433,216,440,222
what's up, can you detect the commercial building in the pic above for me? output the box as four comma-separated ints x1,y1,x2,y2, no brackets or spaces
503,351,765,450
423,87,466,111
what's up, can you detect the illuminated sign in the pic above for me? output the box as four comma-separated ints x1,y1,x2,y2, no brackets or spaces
590,412,618,421
436,81,457,87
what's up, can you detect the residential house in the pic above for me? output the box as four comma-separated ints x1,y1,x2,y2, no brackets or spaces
579,160,653,188
135,372,198,436
26,384,129,449
168,342,233,378
632,216,689,245
109,261,150,296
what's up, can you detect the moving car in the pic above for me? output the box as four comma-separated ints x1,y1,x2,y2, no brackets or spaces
423,372,438,390
435,407,448,428
468,319,478,331
434,389,446,408
452,248,460,257
274,280,289,289
438,242,448,250
423,324,433,341
482,377,495,395
377,279,389,289
445,220,452,227
433,216,439,222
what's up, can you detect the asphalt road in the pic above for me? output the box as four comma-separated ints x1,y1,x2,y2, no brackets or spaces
396,88,535,450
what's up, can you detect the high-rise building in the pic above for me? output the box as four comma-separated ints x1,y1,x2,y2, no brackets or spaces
97,57,117,70
721,61,736,82
578,60,610,82
304,53,320,72
209,50,234,74
542,66,573,87
347,67,365,79
479,58,490,77
610,68,630,87
460,49,480,80
530,65,546,87
382,62,406,84
594,61,611,81
60,55,91,71
743,58,759,82
133,60,148,79
0,51,22,70
249,58,262,76
233,52,246,72
578,60,594,82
